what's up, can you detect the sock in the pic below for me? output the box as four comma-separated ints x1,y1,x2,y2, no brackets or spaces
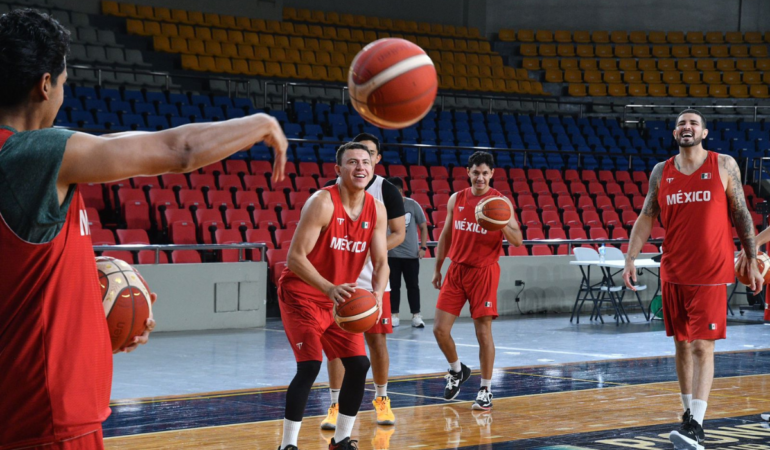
333,413,356,443
681,393,692,412
281,419,302,449
375,383,387,398
330,388,340,405
449,360,462,373
480,378,492,390
691,399,708,425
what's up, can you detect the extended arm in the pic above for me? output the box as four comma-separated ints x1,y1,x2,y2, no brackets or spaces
723,155,762,293
500,196,523,247
432,193,457,288
623,162,664,288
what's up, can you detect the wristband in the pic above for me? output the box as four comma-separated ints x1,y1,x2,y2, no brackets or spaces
420,246,428,250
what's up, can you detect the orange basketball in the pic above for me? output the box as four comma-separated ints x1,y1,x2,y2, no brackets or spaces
334,288,379,333
96,256,152,352
475,197,511,231
736,251,770,286
348,38,438,129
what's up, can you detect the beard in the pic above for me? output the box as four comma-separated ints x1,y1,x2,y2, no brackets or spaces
676,135,702,148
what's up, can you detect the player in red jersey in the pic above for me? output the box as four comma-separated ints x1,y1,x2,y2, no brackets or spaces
0,10,287,450
277,142,389,450
624,110,761,450
432,151,523,411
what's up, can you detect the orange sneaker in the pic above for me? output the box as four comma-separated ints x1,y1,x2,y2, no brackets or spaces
320,403,338,430
373,396,395,425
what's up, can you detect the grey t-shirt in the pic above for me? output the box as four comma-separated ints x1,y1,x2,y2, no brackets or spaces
388,197,426,259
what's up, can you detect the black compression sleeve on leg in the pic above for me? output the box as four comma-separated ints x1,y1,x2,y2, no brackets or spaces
338,356,370,417
284,360,322,421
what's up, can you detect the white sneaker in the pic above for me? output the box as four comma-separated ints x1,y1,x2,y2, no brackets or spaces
412,314,425,328
391,315,400,327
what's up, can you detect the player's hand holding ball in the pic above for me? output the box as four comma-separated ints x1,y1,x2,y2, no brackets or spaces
475,197,512,231
735,249,768,294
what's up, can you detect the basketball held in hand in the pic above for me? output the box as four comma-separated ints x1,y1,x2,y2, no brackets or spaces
475,197,512,231
736,251,770,286
334,288,379,333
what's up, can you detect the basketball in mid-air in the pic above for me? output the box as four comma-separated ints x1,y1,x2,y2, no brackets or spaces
96,256,153,352
736,251,770,286
334,288,379,333
348,38,438,129
475,197,512,231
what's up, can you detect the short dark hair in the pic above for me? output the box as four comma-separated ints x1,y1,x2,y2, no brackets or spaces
336,142,371,165
0,9,71,108
467,151,495,169
386,177,403,190
352,133,381,155
676,109,707,130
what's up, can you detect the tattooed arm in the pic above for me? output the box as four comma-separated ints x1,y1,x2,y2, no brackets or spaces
721,154,763,293
623,162,664,289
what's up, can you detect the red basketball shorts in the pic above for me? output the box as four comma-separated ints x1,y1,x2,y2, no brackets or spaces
437,262,500,319
366,291,393,334
23,429,104,450
662,282,727,342
278,285,366,362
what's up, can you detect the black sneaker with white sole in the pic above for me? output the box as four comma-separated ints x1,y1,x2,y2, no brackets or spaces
669,409,705,450
471,387,493,410
443,363,471,400
762,412,770,421
278,446,298,450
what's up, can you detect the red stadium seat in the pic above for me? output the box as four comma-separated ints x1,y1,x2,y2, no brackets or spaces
526,228,545,240
531,181,551,197
190,173,216,192
388,165,408,179
651,226,666,239
518,194,537,211
509,168,527,182
123,201,151,230
225,160,249,176
91,228,116,245
595,196,614,211
605,183,623,197
429,180,449,194
512,181,531,195
548,228,567,239
569,228,588,240
289,191,312,210
149,189,177,227
85,207,102,229
196,209,223,243
253,209,280,230
577,196,596,212
80,184,105,210
250,161,274,177
410,193,431,210
521,210,542,228
614,196,633,211
322,163,338,178
430,166,449,180
235,191,261,211
590,227,608,240
563,211,583,229
564,170,580,183
622,210,638,227
611,228,629,239
275,228,296,248
431,226,443,241
431,210,448,226
632,171,648,184
116,229,150,244
433,194,450,210
557,194,576,211
452,180,470,192
218,174,243,192
216,229,245,262
582,211,601,227
602,210,621,228
569,181,588,197
200,161,224,175
598,170,615,184
532,245,553,256
138,251,169,264
294,176,318,192
409,166,429,180
225,209,254,231
375,166,387,177
452,167,469,180
545,169,563,183
161,173,189,190
632,195,645,211
298,162,320,177
527,168,545,182
581,170,598,183
642,243,659,253
280,209,302,229
132,176,160,190
508,245,529,256
179,189,207,210
117,188,146,206
170,221,197,244
172,250,201,264
243,175,270,192
271,177,293,192
101,250,135,264
208,190,234,211
537,195,557,211
261,191,287,211
541,210,563,228
587,182,606,197
245,229,273,261
615,171,632,184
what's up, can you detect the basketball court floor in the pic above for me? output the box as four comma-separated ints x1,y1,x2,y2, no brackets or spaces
105,313,770,449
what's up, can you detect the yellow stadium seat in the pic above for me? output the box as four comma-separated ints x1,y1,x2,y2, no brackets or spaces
722,72,742,85
642,70,662,84
359,30,375,43
690,45,708,58
504,80,519,93
554,30,571,43
569,83,587,97
715,59,735,71
270,47,286,61
584,70,602,83
243,32,259,45
669,85,687,97
467,40,480,52
623,70,641,84
170,37,188,53
275,35,290,48
215,57,233,74
614,45,632,58
305,38,319,50
520,44,538,56
671,45,690,57
234,17,251,30
540,58,559,70
430,23,444,35
667,31,685,43
695,59,715,71
648,84,667,97
662,70,681,84
251,19,266,32
578,58,597,70
713,45,732,57
706,32,725,43
126,19,144,36
638,59,657,71
330,52,346,67
677,58,696,71
456,26,470,38
558,44,575,57
453,39,467,51
119,3,138,17
295,9,311,21
479,65,492,77
180,54,198,70
170,10,189,24
560,58,578,69
153,7,171,22
628,84,647,96
492,78,506,92
743,72,762,84
348,42,363,53
603,71,622,84
730,85,749,98
425,36,440,49
265,61,281,77
161,23,178,37
225,30,243,44
467,77,481,91
194,27,211,41
248,60,265,76
750,85,769,98
611,31,628,43
198,56,216,71
515,68,528,79
564,69,582,83
312,65,329,80
349,29,365,42
439,38,454,50
279,22,295,35
454,64,467,77
588,84,607,96
203,13,220,27
204,41,222,56
736,59,755,71
232,59,249,75
491,55,504,66
576,45,594,57
352,15,366,28
545,69,563,83
522,58,539,70
314,51,331,66
573,31,591,43
629,31,647,44
311,11,326,23
153,35,171,52
682,71,702,84
518,80,533,94
539,44,556,56
292,24,308,36
648,31,666,43
454,76,468,90
596,45,613,58
479,54,492,65
335,28,351,41
632,45,651,58
416,22,430,34
686,32,704,44
144,20,162,36
289,36,304,49
618,59,637,71
220,15,236,29
757,59,770,71
264,20,280,33
467,65,481,77
320,27,337,40
444,24,457,36
296,64,313,79
598,59,617,71
283,7,296,20
608,84,627,96
708,85,728,98
536,30,553,42
187,11,205,26
744,32,762,44
530,81,547,95
750,45,768,57
211,29,228,43
339,14,355,27
319,39,334,52
651,45,671,58
254,46,270,60
102,1,120,16
325,12,340,24
517,30,535,42
469,28,481,39
592,31,609,43
440,51,454,63
237,44,254,59
439,75,454,89
221,43,238,58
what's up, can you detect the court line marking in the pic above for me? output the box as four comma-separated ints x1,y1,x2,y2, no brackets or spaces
386,336,627,358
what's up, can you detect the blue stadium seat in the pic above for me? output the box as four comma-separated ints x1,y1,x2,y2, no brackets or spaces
95,112,120,126
233,98,252,109
122,90,143,102
226,107,245,119
304,124,323,137
296,146,317,162
145,91,166,104
70,110,94,126
250,144,272,161
98,88,121,102
212,96,233,108
147,115,168,130
73,86,97,100
319,147,336,163
203,106,224,120
283,123,302,138
190,94,212,107
180,105,201,119
169,117,191,127
168,93,189,105
133,102,155,115
157,104,178,116
121,113,144,128
62,97,83,111
83,99,107,112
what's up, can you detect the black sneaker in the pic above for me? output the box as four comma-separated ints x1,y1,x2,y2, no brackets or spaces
762,412,770,421
669,409,705,450
278,446,298,450
443,363,471,400
329,437,359,449
471,387,493,410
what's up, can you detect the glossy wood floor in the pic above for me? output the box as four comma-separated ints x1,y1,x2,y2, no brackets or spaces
104,351,770,450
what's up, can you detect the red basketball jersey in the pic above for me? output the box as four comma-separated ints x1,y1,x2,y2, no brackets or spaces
658,151,734,284
447,188,504,267
279,185,378,302
0,131,111,448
